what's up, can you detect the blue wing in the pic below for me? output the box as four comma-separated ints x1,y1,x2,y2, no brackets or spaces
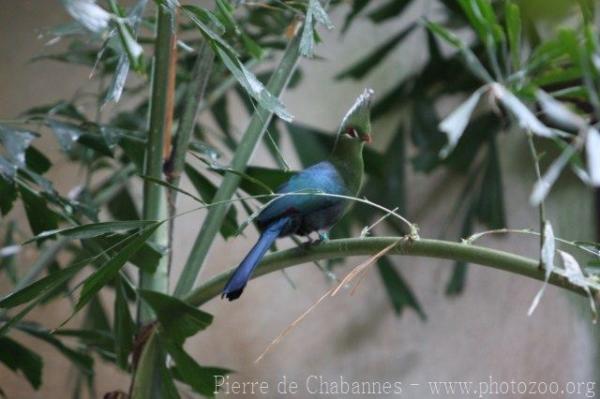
256,161,348,227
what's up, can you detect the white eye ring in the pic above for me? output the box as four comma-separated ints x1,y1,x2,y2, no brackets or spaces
345,128,358,138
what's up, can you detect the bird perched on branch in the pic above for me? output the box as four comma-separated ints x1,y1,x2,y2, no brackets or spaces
222,88,374,300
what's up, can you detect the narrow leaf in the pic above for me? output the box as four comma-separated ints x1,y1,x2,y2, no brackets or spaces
139,290,213,344
72,223,162,315
163,340,229,397
530,146,575,206
536,90,585,131
438,87,485,157
528,221,555,316
0,337,43,389
214,46,293,122
23,220,157,244
490,83,553,137
377,257,426,320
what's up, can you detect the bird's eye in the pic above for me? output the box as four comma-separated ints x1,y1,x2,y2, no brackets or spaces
345,128,358,138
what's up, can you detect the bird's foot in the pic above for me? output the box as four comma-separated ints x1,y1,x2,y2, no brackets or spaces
316,231,330,244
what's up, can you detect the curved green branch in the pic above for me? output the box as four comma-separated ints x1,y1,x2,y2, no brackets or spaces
185,237,589,307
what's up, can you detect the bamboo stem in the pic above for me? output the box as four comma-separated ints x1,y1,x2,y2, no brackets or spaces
138,5,176,322
184,237,591,307
174,30,303,297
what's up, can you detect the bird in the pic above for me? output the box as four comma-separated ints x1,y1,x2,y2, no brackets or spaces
222,88,374,300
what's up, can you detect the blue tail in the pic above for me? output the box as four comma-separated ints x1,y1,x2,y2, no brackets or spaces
222,217,291,301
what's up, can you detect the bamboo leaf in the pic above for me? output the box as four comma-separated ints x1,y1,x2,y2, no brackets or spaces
438,87,485,157
19,186,59,237
300,0,333,58
536,90,585,131
0,175,17,214
368,0,413,22
23,220,158,244
528,221,555,316
377,257,425,320
0,125,36,168
530,146,575,206
490,83,553,137
214,45,293,122
163,339,229,398
0,263,82,309
184,164,238,238
114,276,135,370
72,223,162,316
558,250,597,320
505,1,522,71
139,290,213,344
0,337,42,389
62,0,112,34
17,322,94,374
425,19,493,83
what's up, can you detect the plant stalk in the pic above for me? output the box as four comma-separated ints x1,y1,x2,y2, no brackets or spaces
185,237,591,307
174,30,303,297
138,5,176,322
165,42,214,183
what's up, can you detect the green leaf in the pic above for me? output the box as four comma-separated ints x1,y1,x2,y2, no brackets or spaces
505,1,522,71
163,339,229,398
476,138,506,229
181,5,232,52
368,0,413,22
115,19,144,72
0,336,43,389
107,186,140,221
54,329,115,358
23,220,158,244
22,100,87,122
25,146,51,175
336,23,416,80
138,290,213,344
214,0,238,34
130,330,168,399
243,166,295,195
410,97,446,172
425,19,493,83
19,185,58,239
17,322,93,374
184,164,238,238
114,276,134,370
341,0,369,33
0,263,82,308
72,223,162,316
377,257,426,320
0,175,17,215
446,206,474,296
214,45,293,122
90,234,163,272
139,175,205,204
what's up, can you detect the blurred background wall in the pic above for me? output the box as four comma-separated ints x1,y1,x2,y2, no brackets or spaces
0,1,597,398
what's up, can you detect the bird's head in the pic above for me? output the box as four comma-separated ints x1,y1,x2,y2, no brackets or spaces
338,88,374,145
